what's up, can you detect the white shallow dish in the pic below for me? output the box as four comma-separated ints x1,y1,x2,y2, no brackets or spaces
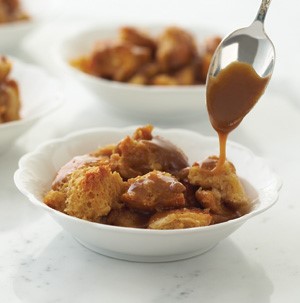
55,25,217,121
0,0,60,51
0,57,63,153
14,127,282,262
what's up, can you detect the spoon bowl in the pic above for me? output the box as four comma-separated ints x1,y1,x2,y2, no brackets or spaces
205,0,275,170
208,0,275,79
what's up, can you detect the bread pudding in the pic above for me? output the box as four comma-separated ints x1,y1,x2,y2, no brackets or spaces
0,56,21,123
0,0,28,24
71,26,221,86
44,125,251,230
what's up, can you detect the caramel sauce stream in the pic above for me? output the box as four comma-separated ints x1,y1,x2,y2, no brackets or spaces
206,61,270,172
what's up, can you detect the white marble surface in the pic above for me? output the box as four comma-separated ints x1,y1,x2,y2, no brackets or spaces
1,0,300,302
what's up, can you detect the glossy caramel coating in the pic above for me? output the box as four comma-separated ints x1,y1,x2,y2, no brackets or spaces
110,125,189,179
188,156,250,209
44,126,251,229
51,155,106,190
121,171,186,213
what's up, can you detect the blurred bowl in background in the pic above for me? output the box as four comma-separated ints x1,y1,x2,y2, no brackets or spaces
54,25,219,121
0,0,61,51
0,57,63,153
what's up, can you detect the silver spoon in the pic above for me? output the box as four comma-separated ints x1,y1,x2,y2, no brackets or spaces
205,0,275,172
207,0,275,79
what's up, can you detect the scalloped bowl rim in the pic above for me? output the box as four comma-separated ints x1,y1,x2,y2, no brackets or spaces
14,126,282,236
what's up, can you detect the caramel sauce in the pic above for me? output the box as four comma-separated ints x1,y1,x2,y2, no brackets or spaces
128,172,184,195
206,61,270,172
52,155,99,189
145,136,189,173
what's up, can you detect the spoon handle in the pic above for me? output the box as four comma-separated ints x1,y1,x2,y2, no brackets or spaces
255,0,272,23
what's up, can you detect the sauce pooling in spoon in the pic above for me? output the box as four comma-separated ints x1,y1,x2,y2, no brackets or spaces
206,61,270,172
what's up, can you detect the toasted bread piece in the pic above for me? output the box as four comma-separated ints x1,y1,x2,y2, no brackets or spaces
188,156,249,208
148,208,212,229
110,125,189,179
121,171,186,213
45,164,125,222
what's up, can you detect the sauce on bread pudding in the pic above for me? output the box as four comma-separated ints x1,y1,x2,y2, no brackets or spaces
44,125,251,229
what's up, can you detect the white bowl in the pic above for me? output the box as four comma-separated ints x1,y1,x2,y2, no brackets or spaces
0,0,60,51
0,57,63,153
14,127,282,262
55,25,217,121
